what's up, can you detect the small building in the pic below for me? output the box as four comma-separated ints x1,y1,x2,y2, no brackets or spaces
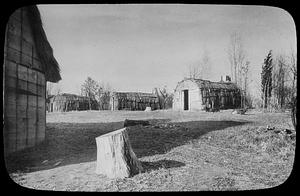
110,92,159,111
173,77,241,111
48,93,98,112
3,6,61,155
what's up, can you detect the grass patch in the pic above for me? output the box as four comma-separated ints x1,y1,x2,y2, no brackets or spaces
5,110,295,191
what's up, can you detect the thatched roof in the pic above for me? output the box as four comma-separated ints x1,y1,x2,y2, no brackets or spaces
26,5,61,82
180,78,240,91
112,92,158,99
51,93,91,101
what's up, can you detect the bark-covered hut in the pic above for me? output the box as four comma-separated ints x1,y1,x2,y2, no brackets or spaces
110,92,159,111
173,78,241,111
48,93,99,112
3,6,61,155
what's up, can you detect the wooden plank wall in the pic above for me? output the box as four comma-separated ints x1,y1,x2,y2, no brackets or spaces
49,95,98,112
111,95,159,111
4,8,46,155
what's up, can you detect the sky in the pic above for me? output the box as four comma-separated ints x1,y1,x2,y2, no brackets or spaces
37,4,296,96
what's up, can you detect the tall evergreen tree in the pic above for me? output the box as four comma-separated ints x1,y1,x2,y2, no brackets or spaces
261,50,273,109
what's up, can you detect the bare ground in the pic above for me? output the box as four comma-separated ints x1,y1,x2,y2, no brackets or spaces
5,109,295,191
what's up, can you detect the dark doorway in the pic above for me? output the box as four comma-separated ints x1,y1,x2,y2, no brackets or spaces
183,90,189,110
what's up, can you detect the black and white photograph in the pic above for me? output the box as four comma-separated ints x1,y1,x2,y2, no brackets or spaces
3,3,297,191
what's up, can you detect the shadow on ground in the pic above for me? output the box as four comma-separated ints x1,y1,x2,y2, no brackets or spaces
5,119,248,173
128,120,248,158
141,159,185,172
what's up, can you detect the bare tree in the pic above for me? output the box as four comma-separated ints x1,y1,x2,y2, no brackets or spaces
199,50,212,80
46,82,62,112
81,77,98,110
187,50,212,79
187,64,201,79
46,82,54,112
241,61,250,108
289,49,297,99
153,86,173,109
46,82,54,98
51,83,62,95
288,49,297,130
95,82,112,110
272,55,288,110
227,32,246,87
271,50,297,111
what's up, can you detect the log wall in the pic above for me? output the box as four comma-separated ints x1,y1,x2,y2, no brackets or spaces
3,8,46,155
48,94,98,112
110,92,159,111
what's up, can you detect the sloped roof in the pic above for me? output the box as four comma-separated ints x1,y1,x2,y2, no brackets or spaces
180,78,239,91
50,93,90,101
60,93,84,98
112,92,158,99
26,6,61,82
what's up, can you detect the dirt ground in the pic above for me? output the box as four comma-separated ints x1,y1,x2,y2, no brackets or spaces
5,109,295,191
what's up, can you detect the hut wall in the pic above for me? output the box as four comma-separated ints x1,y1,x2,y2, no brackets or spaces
49,94,99,112
173,79,241,111
173,80,203,111
4,8,46,155
110,92,159,111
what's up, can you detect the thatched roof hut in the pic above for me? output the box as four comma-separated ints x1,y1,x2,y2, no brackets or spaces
110,92,159,111
3,6,61,155
173,78,241,111
48,93,98,112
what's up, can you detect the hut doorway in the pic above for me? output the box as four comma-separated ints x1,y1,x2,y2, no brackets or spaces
183,90,189,110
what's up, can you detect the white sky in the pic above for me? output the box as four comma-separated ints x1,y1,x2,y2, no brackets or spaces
37,4,296,96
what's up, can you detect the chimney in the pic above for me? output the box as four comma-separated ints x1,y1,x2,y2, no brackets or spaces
225,75,231,82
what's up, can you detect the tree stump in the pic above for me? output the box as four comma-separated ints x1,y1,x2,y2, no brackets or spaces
95,128,143,178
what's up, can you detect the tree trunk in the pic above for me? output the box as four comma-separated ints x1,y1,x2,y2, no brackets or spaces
263,78,269,111
95,128,143,178
89,98,91,110
98,98,101,111
291,97,297,130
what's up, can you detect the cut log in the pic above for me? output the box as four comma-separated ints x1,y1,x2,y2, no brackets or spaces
95,128,143,178
124,119,150,127
144,106,151,111
237,108,247,114
232,108,246,115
